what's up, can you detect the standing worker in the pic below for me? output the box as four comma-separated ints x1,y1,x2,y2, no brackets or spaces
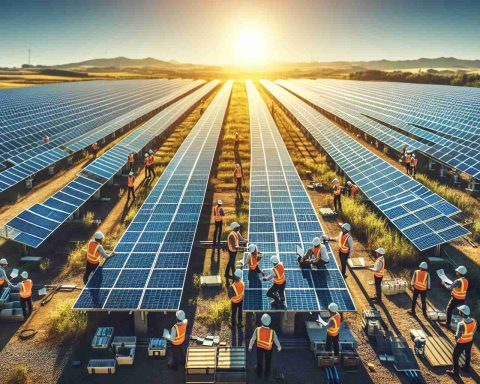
411,154,418,178
18,271,33,320
246,244,264,276
248,313,281,378
128,152,134,173
44,136,49,145
225,222,245,285
83,232,114,284
91,142,99,158
325,223,353,278
0,258,14,295
401,143,407,158
405,152,412,175
443,265,468,329
228,269,244,328
369,248,385,302
212,199,225,248
348,182,360,199
234,164,243,193
332,178,342,213
165,310,188,370
409,262,430,317
264,256,286,306
127,172,136,201
298,237,329,268
447,305,477,376
144,153,149,178
147,149,155,179
325,302,341,356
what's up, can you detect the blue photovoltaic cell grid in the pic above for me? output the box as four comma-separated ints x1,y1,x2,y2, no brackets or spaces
242,81,354,312
0,81,219,249
263,80,469,251
73,80,233,312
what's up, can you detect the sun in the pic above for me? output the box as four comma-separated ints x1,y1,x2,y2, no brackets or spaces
235,27,266,66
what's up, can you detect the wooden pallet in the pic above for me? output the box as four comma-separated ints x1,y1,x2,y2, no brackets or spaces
424,336,464,367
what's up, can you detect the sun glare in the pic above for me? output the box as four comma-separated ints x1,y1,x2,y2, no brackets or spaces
235,27,266,66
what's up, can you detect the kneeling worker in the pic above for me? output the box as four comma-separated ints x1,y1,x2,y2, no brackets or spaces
83,232,114,284
165,310,188,370
246,243,264,276
264,256,286,306
228,269,244,328
298,237,329,268
18,271,33,319
409,262,430,317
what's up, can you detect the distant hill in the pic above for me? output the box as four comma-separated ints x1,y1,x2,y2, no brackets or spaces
57,56,173,68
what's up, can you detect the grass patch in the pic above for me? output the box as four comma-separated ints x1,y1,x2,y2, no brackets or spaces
61,242,85,277
197,297,230,328
6,364,30,384
48,299,87,342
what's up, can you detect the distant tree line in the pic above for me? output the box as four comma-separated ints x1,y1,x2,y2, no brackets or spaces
348,70,480,88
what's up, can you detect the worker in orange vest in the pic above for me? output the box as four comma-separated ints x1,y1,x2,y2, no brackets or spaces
325,302,341,356
443,265,468,329
369,248,385,302
144,153,149,178
91,142,99,158
225,222,245,285
228,269,245,328
165,310,188,370
83,232,114,284
212,199,225,248
127,152,134,173
246,243,264,276
405,152,412,175
234,164,243,193
146,149,155,179
127,172,136,201
332,178,342,213
248,313,281,377
409,262,430,317
298,237,329,268
44,136,49,145
411,154,418,177
345,181,360,199
18,271,33,319
0,258,14,295
325,223,353,278
447,305,477,376
264,256,286,306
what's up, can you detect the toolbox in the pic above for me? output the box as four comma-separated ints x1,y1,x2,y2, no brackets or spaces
148,338,166,357
87,359,116,374
111,336,137,348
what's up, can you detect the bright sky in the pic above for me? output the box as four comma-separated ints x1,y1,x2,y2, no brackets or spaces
1,0,480,67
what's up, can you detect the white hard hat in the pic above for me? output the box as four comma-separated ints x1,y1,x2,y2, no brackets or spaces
346,181,352,186
332,178,339,184
176,310,185,321
234,269,243,279
411,154,415,158
21,271,28,279
328,302,339,312
236,164,240,168
375,247,385,255
248,243,257,253
129,172,134,176
419,262,428,269
342,223,351,232
312,237,321,247
217,199,223,205
230,222,240,230
144,153,149,158
261,313,271,326
0,258,7,266
95,232,104,240
458,305,471,317
455,266,467,275
148,149,153,154
270,256,279,265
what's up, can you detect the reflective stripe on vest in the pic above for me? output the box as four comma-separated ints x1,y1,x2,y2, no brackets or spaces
235,167,242,178
405,154,411,163
87,240,101,265
172,321,187,345
273,263,285,285
374,256,385,278
249,253,259,270
333,184,341,196
458,320,477,344
231,281,245,303
214,205,223,222
414,270,428,291
412,158,418,167
257,327,274,350
128,176,135,188
327,313,341,337
20,279,33,298
312,247,320,260
92,143,98,150
339,233,350,253
452,277,468,300
228,231,239,252
128,154,134,163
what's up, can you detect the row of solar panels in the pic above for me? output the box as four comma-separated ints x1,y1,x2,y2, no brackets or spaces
73,81,233,312
243,80,355,312
280,79,480,179
0,81,220,248
262,80,470,251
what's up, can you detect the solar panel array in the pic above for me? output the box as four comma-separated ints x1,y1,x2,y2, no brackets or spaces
279,79,480,179
73,80,233,312
0,79,203,193
262,80,470,251
243,81,355,312
0,80,220,249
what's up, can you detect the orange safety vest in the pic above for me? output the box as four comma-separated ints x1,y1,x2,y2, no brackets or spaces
273,263,286,285
452,277,468,300
235,167,243,179
87,240,101,265
457,319,477,344
228,231,239,252
333,184,341,196
327,313,341,337
256,327,274,350
351,185,359,198
172,321,188,345
312,247,321,261
413,270,428,291
249,252,259,270
405,154,411,164
374,256,385,278
128,176,135,188
20,279,33,299
231,281,245,303
128,154,134,163
146,155,154,166
92,143,98,151
339,233,350,254
412,158,418,167
214,205,223,222
0,276,5,287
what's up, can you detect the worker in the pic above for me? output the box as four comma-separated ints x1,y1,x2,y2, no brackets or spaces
264,256,286,306
234,131,240,148
447,305,477,376
348,182,360,199
83,232,114,284
127,172,136,201
143,153,149,178
369,248,385,302
91,142,99,158
298,237,329,268
234,164,243,193
43,136,49,145
443,265,468,329
212,199,225,248
18,271,33,319
0,258,14,295
128,152,134,172
246,243,265,276
401,143,407,157
332,178,342,213
409,262,430,317
405,152,412,175
325,223,353,278
325,302,341,356
248,313,281,378
228,269,244,328
165,310,188,370
225,222,245,285
147,149,155,179
411,154,418,177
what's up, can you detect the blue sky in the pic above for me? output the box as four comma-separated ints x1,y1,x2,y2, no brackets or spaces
1,0,479,67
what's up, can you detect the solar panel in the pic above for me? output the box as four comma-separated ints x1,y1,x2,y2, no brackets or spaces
0,81,220,248
243,81,354,313
262,80,470,251
73,80,233,312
